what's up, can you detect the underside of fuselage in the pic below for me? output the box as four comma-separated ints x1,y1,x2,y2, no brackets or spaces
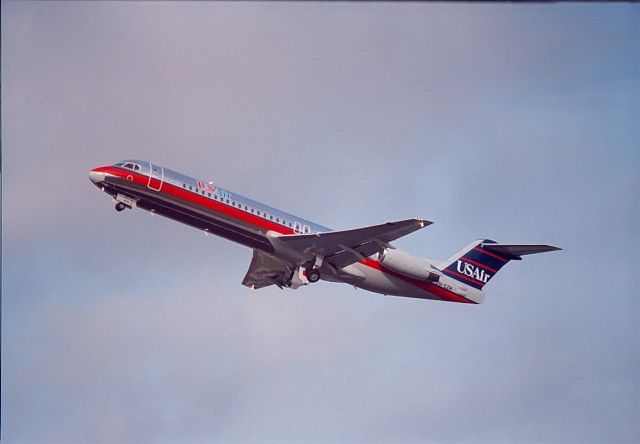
324,262,444,301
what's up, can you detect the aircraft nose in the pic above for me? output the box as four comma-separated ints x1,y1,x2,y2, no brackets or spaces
89,169,105,184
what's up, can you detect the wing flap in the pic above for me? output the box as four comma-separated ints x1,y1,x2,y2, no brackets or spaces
327,239,388,268
241,249,291,290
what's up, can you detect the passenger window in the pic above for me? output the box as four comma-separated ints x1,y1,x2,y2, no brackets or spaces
208,193,211,197
288,222,292,227
276,218,279,223
226,199,229,204
251,208,254,213
183,184,186,188
189,185,192,190
304,226,309,233
124,163,134,169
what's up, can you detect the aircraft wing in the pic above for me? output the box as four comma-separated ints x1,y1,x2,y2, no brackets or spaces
241,249,291,290
277,218,432,269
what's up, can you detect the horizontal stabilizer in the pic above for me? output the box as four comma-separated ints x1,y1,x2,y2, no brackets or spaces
481,243,562,260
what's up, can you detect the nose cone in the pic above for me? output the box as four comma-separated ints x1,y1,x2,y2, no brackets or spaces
89,169,105,184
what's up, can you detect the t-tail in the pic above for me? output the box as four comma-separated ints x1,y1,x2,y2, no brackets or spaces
439,239,561,291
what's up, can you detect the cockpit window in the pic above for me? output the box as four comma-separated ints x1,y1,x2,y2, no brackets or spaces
119,162,141,172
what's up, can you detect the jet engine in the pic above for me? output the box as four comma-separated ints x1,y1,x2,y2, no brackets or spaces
378,249,440,282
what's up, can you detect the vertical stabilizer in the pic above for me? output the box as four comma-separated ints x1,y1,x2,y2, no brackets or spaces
439,240,511,290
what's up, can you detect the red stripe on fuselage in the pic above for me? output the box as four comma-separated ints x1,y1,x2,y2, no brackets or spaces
94,165,476,303
361,259,476,304
94,166,295,235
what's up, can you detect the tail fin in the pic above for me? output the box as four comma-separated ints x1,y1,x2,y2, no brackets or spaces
439,239,561,290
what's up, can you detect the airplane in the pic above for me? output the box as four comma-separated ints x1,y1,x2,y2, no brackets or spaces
89,160,560,304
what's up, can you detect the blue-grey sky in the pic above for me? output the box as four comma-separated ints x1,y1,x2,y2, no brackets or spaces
2,2,639,443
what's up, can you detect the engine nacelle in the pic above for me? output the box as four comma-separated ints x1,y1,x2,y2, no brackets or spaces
378,249,440,282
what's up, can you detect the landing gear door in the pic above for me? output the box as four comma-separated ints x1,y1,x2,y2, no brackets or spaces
148,163,164,191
